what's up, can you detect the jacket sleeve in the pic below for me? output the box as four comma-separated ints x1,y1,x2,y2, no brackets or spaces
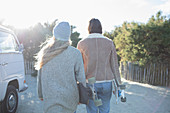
74,51,86,87
37,69,43,100
111,42,121,84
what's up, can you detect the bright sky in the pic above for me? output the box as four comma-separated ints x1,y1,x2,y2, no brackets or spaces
0,0,170,38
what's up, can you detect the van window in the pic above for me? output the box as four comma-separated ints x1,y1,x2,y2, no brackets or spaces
0,31,19,53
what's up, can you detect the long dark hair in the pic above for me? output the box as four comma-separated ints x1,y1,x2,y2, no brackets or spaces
88,18,102,34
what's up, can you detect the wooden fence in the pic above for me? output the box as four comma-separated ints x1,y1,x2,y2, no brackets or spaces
24,60,170,87
24,61,35,75
120,62,170,87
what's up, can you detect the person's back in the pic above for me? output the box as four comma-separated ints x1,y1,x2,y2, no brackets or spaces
78,33,118,81
77,18,121,113
35,22,86,113
41,46,85,113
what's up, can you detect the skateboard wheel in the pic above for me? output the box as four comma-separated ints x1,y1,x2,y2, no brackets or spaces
94,99,102,107
88,77,96,84
121,97,126,102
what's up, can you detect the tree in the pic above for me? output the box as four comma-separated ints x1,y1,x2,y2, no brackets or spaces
70,26,82,47
13,20,82,62
105,11,170,65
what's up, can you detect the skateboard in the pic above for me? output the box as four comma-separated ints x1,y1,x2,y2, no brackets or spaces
88,77,103,107
112,79,126,104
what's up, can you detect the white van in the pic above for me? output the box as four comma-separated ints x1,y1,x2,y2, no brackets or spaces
0,25,28,113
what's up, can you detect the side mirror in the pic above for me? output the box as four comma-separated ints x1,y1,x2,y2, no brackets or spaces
19,44,24,52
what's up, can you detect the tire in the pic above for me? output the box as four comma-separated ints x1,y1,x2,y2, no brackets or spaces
121,97,126,102
3,85,18,113
0,102,4,113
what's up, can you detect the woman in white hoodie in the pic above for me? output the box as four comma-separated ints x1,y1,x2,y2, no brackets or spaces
35,22,86,113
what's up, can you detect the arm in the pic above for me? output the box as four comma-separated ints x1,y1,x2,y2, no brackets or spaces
75,52,86,87
37,69,43,101
111,43,121,84
77,41,87,75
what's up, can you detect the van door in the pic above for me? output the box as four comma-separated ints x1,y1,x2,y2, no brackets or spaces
0,31,25,81
0,53,2,80
0,54,3,101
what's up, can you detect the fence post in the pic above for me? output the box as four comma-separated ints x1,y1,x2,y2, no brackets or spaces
164,64,166,86
143,67,146,83
166,65,168,87
132,63,134,81
157,63,160,85
24,60,35,75
124,62,128,80
152,64,155,85
135,65,137,81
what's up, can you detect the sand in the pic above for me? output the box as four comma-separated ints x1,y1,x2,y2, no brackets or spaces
16,75,170,113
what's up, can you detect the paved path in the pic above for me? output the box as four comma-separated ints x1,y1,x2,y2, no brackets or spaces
16,75,170,113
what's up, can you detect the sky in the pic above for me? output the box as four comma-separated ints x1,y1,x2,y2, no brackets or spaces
0,0,170,38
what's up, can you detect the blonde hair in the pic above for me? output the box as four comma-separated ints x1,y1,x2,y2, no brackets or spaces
34,37,70,70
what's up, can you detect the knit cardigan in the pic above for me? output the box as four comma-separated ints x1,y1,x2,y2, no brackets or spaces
37,46,86,113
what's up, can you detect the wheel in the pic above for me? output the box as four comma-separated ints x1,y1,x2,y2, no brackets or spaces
0,102,4,113
3,85,18,113
88,77,96,84
121,97,126,102
94,99,102,107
